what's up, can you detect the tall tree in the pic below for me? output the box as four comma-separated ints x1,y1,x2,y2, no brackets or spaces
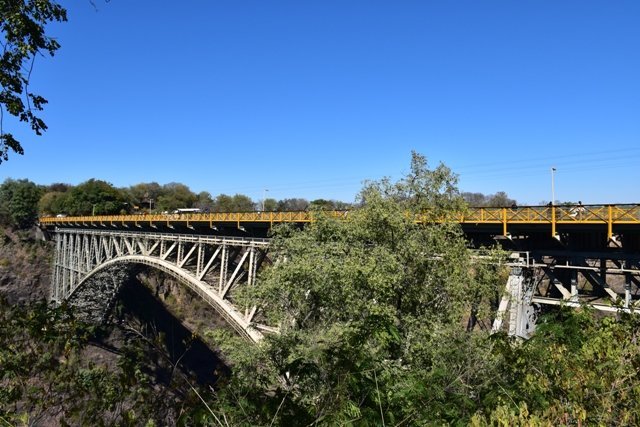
486,191,516,207
462,191,488,206
261,197,277,212
195,190,214,211
64,179,128,215
0,178,42,227
0,0,67,162
308,198,334,210
211,152,502,425
212,193,254,212
46,182,71,193
155,182,196,212
276,197,309,211
38,190,67,215
462,191,517,207
127,182,163,211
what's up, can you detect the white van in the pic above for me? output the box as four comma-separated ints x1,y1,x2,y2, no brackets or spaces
172,208,202,214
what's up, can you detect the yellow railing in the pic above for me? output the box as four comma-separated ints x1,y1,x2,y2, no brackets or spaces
39,210,348,227
39,204,640,238
459,205,640,224
457,205,640,238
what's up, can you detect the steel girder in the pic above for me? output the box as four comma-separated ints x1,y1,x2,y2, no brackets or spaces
491,251,640,337
50,228,271,342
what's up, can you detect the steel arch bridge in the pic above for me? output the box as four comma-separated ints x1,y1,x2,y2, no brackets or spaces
43,204,640,341
51,228,273,342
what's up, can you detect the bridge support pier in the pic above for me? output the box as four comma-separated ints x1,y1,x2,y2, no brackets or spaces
492,256,537,339
625,271,632,308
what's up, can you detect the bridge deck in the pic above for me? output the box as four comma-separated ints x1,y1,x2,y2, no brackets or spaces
40,204,640,239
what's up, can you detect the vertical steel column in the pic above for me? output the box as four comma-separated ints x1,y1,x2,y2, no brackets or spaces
607,205,613,240
625,270,632,308
196,243,204,278
247,246,256,287
82,234,90,273
177,240,184,265
62,232,71,297
502,207,508,236
219,243,228,293
51,232,63,302
74,232,80,285
118,234,125,256
245,247,257,318
507,266,524,336
570,264,578,302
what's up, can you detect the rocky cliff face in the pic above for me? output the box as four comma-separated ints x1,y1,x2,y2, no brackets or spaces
0,226,52,303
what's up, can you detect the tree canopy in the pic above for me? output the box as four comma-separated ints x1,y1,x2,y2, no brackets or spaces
37,178,131,216
0,178,42,227
155,182,197,212
462,191,517,207
212,193,255,212
0,0,67,162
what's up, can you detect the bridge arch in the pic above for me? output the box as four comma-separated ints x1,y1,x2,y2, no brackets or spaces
71,255,264,342
51,229,272,343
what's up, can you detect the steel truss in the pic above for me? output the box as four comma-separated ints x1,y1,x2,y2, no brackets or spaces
51,228,271,342
492,251,640,338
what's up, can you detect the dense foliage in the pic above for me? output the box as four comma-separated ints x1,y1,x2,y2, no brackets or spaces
0,293,228,425
206,153,505,425
197,154,640,426
0,178,42,227
2,169,514,226
462,191,517,207
4,296,640,425
474,309,640,425
0,299,142,425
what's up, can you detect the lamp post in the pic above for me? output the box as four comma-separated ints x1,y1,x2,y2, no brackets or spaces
551,167,556,205
144,192,154,212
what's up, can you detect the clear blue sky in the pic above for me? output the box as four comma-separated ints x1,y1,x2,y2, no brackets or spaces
1,1,638,205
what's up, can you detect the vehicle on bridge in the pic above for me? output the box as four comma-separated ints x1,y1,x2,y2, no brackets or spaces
172,208,202,214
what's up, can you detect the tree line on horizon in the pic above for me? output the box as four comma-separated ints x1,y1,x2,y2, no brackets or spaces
0,178,353,229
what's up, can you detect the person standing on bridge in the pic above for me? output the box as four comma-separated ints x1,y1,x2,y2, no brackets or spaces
576,201,586,219
570,201,586,220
